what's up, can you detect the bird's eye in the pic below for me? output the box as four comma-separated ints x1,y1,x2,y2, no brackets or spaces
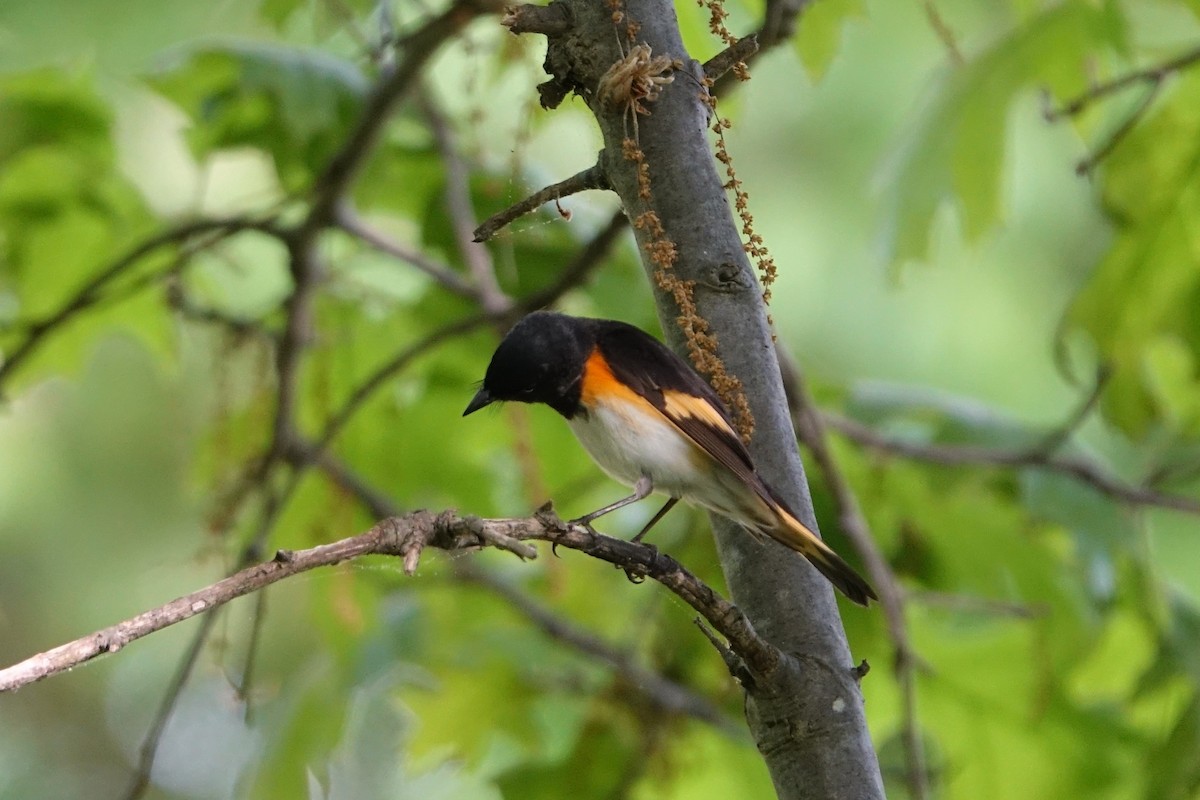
520,386,536,395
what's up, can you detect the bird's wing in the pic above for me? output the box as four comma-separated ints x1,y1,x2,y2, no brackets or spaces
594,322,774,505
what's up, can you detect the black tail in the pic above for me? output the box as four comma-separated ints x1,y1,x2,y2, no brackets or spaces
765,507,877,606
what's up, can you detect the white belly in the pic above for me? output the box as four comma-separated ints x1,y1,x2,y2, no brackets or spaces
567,399,777,530
567,402,698,498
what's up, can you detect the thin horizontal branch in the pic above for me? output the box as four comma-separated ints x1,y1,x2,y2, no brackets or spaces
473,162,609,242
335,206,478,299
0,217,276,389
825,413,1200,515
1049,44,1200,119
456,563,741,733
0,508,780,693
702,35,759,82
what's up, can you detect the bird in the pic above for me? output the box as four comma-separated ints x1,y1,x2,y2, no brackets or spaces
463,311,876,606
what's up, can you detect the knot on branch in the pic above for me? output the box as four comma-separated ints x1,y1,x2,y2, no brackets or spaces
370,510,539,575
537,77,573,110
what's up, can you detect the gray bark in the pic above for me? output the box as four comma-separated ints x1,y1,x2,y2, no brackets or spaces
533,1,886,797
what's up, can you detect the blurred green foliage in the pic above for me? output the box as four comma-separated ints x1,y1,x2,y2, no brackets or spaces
1,0,1199,798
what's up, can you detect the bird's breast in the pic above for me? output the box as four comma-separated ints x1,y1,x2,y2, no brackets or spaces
567,396,700,497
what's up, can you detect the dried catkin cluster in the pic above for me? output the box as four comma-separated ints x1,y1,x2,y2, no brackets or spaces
692,0,775,314
622,137,756,441
710,107,777,315
598,0,759,441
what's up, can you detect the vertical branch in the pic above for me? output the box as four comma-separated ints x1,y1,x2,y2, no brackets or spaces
504,1,887,796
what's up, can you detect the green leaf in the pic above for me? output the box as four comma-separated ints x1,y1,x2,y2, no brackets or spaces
355,141,444,218
149,43,369,191
0,70,112,163
877,1,1126,263
259,0,309,30
1141,335,1200,435
1145,693,1200,800
1065,69,1200,437
794,0,866,81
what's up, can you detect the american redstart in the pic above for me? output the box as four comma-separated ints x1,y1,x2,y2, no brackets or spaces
463,311,876,606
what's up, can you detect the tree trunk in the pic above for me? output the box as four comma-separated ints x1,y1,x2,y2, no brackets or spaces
530,1,886,797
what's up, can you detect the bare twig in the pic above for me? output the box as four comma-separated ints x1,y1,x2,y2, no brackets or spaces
167,284,274,339
758,0,811,50
285,437,397,519
1072,83,1162,175
313,312,494,451
522,209,629,305
708,0,810,97
311,211,629,456
289,436,742,733
270,238,321,459
124,464,302,798
1028,365,1109,454
0,508,780,693
473,162,609,242
907,589,1045,620
1043,45,1200,173
922,1,964,66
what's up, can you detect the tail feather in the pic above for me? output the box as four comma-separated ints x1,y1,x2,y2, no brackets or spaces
765,509,877,606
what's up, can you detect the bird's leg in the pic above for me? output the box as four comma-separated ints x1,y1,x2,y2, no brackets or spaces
631,497,679,543
572,475,653,526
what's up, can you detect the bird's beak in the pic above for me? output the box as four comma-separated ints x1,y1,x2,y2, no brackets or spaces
463,388,494,416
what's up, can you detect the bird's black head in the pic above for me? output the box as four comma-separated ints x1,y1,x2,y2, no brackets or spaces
463,311,595,419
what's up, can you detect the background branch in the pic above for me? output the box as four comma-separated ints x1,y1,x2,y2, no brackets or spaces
778,350,930,800
0,217,277,389
825,412,1200,515
335,206,478,299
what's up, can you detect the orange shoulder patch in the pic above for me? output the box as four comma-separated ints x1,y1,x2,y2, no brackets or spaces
580,348,645,407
